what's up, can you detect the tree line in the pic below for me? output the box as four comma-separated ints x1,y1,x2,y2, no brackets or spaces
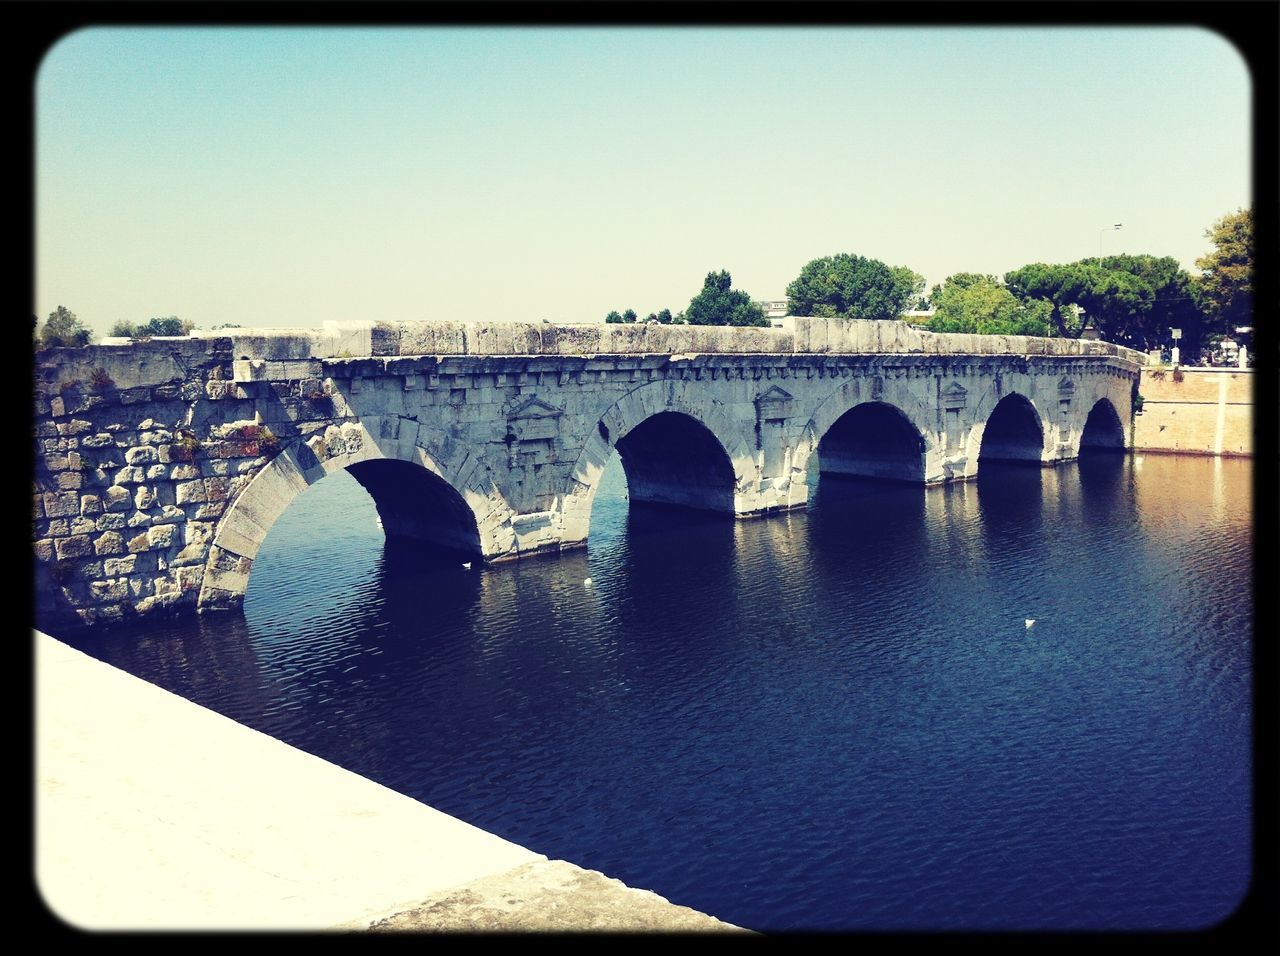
600,207,1252,356
36,208,1252,358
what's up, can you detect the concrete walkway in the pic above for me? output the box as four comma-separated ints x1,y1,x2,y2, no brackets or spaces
35,632,743,932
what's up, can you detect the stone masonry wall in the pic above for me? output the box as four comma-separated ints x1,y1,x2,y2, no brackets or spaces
33,320,1144,633
1132,367,1253,456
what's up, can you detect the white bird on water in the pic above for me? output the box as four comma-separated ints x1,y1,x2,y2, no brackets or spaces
462,561,472,570
1025,619,1036,629
584,577,593,586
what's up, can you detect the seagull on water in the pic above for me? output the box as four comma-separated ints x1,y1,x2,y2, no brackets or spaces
584,577,593,586
462,561,472,570
1025,619,1036,629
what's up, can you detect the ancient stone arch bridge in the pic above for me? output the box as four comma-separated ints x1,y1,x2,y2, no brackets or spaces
33,318,1143,629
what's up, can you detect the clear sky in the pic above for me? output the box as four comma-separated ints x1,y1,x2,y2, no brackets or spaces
36,26,1251,333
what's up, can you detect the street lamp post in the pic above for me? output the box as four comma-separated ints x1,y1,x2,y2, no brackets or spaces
1099,222,1123,257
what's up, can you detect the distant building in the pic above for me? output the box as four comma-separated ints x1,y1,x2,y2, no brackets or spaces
755,300,789,319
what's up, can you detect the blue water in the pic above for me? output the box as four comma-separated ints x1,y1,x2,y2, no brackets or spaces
59,453,1253,931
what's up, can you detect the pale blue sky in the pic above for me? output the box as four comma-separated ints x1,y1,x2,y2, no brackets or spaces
36,26,1251,333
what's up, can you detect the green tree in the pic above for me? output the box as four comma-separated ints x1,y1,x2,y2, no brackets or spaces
142,316,193,337
1004,262,1153,346
622,309,637,324
786,253,922,320
1194,207,1253,338
1082,254,1206,354
655,308,673,324
109,316,195,338
39,305,91,348
683,270,768,327
604,310,624,324
890,265,926,315
926,274,1053,336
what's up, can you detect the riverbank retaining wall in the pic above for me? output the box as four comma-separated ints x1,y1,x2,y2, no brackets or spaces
1133,367,1252,457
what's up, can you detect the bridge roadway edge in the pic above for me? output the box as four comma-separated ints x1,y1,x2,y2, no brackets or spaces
34,630,747,932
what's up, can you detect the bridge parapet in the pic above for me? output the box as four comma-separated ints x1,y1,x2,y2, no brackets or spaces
182,318,1145,364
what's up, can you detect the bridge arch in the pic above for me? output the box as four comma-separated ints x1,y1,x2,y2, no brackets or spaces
796,379,938,485
814,401,928,482
559,383,758,547
197,421,512,612
972,392,1049,465
1079,397,1126,452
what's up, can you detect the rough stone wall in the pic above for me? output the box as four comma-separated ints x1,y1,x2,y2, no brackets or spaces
33,321,1143,631
1132,367,1253,456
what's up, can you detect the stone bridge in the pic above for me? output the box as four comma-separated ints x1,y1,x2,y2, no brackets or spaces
33,318,1143,630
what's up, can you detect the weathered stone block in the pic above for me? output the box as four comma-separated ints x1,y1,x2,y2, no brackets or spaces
169,463,200,480
128,576,155,599
175,479,208,504
65,419,93,435
134,486,158,510
96,513,127,531
147,524,178,549
43,491,80,518
151,505,186,524
146,463,168,480
205,477,231,502
127,511,153,528
175,565,204,593
55,535,93,559
45,519,69,537
113,465,147,485
94,532,125,556
127,531,152,553
104,486,133,511
70,517,97,535
90,579,130,602
34,540,53,563
103,556,137,576
50,397,65,417
125,446,158,466
193,502,226,520
55,472,83,491
119,386,153,405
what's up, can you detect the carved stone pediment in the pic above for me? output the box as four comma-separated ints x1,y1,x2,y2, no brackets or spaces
506,397,563,442
507,397,563,420
1057,377,1076,400
755,385,795,421
941,381,968,411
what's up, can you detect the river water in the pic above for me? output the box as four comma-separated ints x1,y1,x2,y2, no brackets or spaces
56,453,1253,931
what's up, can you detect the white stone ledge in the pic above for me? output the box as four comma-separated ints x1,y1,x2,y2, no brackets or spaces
36,632,545,931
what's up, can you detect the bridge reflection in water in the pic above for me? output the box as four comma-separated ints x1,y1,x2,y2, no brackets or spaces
65,451,1252,932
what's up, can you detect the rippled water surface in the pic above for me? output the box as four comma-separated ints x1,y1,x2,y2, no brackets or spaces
60,454,1253,931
